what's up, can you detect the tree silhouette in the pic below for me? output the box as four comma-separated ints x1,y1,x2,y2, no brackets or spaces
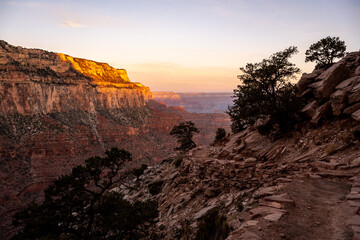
228,47,301,133
305,36,347,69
12,148,158,240
170,121,199,152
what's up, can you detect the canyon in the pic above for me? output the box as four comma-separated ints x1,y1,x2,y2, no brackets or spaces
0,40,230,237
4,39,360,240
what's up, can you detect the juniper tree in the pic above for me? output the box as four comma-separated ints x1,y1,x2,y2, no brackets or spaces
228,46,301,133
170,121,199,152
305,36,347,69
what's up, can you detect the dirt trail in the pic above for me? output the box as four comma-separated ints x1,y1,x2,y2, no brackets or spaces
260,178,353,240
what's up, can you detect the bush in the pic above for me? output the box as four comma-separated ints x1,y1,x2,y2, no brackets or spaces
170,121,199,152
173,156,183,167
12,148,158,240
148,180,164,195
194,209,230,240
132,164,148,180
215,128,226,141
228,47,301,133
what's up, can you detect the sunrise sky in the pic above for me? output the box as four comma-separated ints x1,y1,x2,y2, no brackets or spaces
1,0,359,92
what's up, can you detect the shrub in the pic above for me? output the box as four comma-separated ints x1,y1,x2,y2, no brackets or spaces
12,148,158,239
173,156,183,167
215,128,226,141
194,209,230,240
148,180,164,195
132,164,148,180
170,121,199,152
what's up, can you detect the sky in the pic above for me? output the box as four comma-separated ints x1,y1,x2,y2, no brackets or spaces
0,0,359,92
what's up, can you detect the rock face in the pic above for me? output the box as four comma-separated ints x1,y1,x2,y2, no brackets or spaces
297,51,360,123
0,41,152,115
0,41,175,237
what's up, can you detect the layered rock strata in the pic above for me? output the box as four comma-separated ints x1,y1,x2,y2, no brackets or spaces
0,40,170,237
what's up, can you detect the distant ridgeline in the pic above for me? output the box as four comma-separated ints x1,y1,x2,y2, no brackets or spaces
152,92,233,113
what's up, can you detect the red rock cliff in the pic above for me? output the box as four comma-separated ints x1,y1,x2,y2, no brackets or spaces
0,40,174,237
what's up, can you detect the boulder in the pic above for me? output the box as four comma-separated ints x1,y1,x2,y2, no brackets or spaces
349,87,360,104
264,193,294,203
355,66,360,76
253,186,276,198
352,109,360,121
343,102,360,115
350,158,360,168
330,90,348,116
204,186,219,197
250,206,285,216
193,205,218,220
228,219,241,230
264,212,284,222
336,76,360,90
245,157,257,163
311,102,331,124
316,62,350,99
296,73,318,96
301,100,319,119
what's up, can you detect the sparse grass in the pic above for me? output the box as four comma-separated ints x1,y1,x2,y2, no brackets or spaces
325,143,338,155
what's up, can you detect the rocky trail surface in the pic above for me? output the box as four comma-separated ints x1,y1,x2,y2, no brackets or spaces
118,120,360,239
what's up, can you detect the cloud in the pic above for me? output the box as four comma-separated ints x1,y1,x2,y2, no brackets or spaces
60,20,86,28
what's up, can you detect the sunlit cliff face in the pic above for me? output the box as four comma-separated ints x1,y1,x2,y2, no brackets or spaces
56,53,152,98
57,53,131,85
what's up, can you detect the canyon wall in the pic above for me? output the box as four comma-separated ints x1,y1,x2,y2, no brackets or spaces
0,41,231,238
0,41,178,237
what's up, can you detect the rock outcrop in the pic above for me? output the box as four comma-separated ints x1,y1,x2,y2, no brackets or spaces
297,51,360,124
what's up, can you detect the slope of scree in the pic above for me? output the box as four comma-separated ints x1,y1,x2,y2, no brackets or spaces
117,51,360,240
